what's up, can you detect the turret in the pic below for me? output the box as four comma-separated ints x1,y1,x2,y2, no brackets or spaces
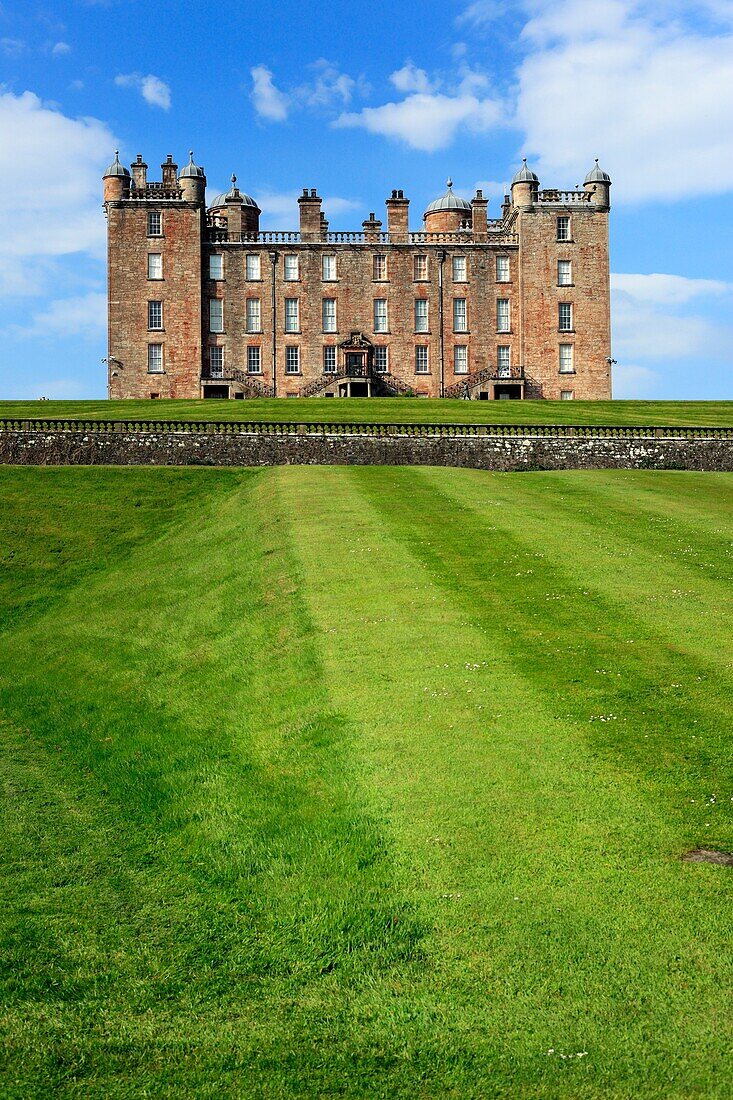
103,151,130,202
584,159,611,211
423,180,470,234
511,159,539,210
179,151,206,204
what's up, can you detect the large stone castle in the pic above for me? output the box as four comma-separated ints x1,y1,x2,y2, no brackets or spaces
103,151,612,400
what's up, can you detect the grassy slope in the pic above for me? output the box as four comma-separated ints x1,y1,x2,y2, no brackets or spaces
1,398,732,426
0,466,731,1098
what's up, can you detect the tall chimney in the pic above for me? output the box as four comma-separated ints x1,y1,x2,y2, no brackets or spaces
386,189,409,243
298,188,323,242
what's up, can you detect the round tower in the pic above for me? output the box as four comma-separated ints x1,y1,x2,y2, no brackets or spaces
208,177,261,234
424,179,471,233
179,151,206,204
103,151,130,202
511,159,539,210
584,159,611,210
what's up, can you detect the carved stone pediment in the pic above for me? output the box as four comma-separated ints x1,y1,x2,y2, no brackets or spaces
340,331,373,350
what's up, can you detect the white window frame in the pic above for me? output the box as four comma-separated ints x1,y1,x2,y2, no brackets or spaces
373,254,387,281
557,216,571,242
559,344,574,373
147,253,163,280
496,255,510,283
147,211,162,237
209,298,224,333
283,254,299,281
452,255,467,282
453,297,468,333
497,298,510,333
497,345,511,377
246,298,261,333
323,346,337,374
322,298,337,333
561,389,575,400
559,302,573,332
285,346,300,374
374,346,388,373
414,298,429,333
558,260,572,287
374,298,388,333
209,254,223,280
148,300,163,330
246,253,261,281
247,345,261,374
415,346,429,374
414,255,428,281
285,297,300,333
322,254,337,281
454,345,468,374
147,343,163,374
209,346,224,377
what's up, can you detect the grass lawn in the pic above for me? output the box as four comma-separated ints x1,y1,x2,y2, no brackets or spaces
1,397,733,426
1,465,732,1098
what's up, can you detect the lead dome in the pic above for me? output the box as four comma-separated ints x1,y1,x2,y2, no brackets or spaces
423,179,471,220
511,159,539,185
179,151,205,179
585,159,611,184
104,151,130,178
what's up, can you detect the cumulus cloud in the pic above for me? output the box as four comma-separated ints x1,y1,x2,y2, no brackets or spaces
115,72,171,110
612,272,732,360
1,37,25,57
51,41,71,57
250,65,290,121
390,62,437,94
336,92,502,152
25,292,107,339
611,273,730,305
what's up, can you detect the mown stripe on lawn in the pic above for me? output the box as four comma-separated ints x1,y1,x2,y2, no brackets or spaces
278,465,732,1096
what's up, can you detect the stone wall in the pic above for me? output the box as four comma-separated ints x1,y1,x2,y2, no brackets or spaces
1,429,731,472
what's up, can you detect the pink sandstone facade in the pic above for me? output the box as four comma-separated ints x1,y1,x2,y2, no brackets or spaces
103,152,613,401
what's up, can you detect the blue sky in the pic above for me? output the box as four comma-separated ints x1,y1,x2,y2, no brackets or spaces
1,0,732,400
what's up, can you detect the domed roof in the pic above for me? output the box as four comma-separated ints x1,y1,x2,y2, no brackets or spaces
209,174,260,211
180,151,205,179
104,151,130,178
584,158,611,185
511,158,539,186
424,179,471,218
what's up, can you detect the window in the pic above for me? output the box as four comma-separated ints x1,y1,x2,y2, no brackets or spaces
496,255,510,283
322,298,337,333
374,298,388,333
374,346,388,373
147,211,162,236
559,344,574,373
285,298,299,333
561,389,574,400
414,255,428,280
559,302,573,331
246,254,261,280
454,345,468,374
247,345,261,374
322,254,337,281
209,298,223,333
497,346,511,377
285,346,300,374
415,299,429,333
148,300,163,330
147,253,163,280
557,216,571,242
284,254,299,281
246,298,261,333
415,346,429,374
453,298,468,333
209,346,224,377
147,344,163,373
558,260,572,286
452,255,467,282
373,254,387,281
323,346,337,374
497,298,510,333
209,254,223,280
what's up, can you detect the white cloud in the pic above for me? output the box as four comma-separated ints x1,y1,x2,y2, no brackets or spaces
250,65,289,121
115,72,171,110
296,59,366,108
0,90,116,296
612,363,661,398
612,272,732,360
390,62,437,95
611,273,731,305
1,37,25,57
514,0,733,200
24,292,106,339
335,91,503,152
51,41,71,57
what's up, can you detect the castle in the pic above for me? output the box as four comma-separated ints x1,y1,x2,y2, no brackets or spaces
103,152,612,400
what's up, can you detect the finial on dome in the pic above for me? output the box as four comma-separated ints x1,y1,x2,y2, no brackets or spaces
231,173,237,185
447,177,453,189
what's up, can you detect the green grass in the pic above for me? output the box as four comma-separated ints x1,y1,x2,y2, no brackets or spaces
2,397,733,426
1,465,732,1098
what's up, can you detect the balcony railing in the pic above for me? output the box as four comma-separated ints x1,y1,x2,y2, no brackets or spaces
536,190,591,205
204,225,519,246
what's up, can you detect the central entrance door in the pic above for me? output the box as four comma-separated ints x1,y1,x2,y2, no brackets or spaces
346,352,366,376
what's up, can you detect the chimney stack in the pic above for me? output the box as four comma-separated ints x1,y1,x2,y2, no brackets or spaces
386,189,409,242
298,188,323,242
